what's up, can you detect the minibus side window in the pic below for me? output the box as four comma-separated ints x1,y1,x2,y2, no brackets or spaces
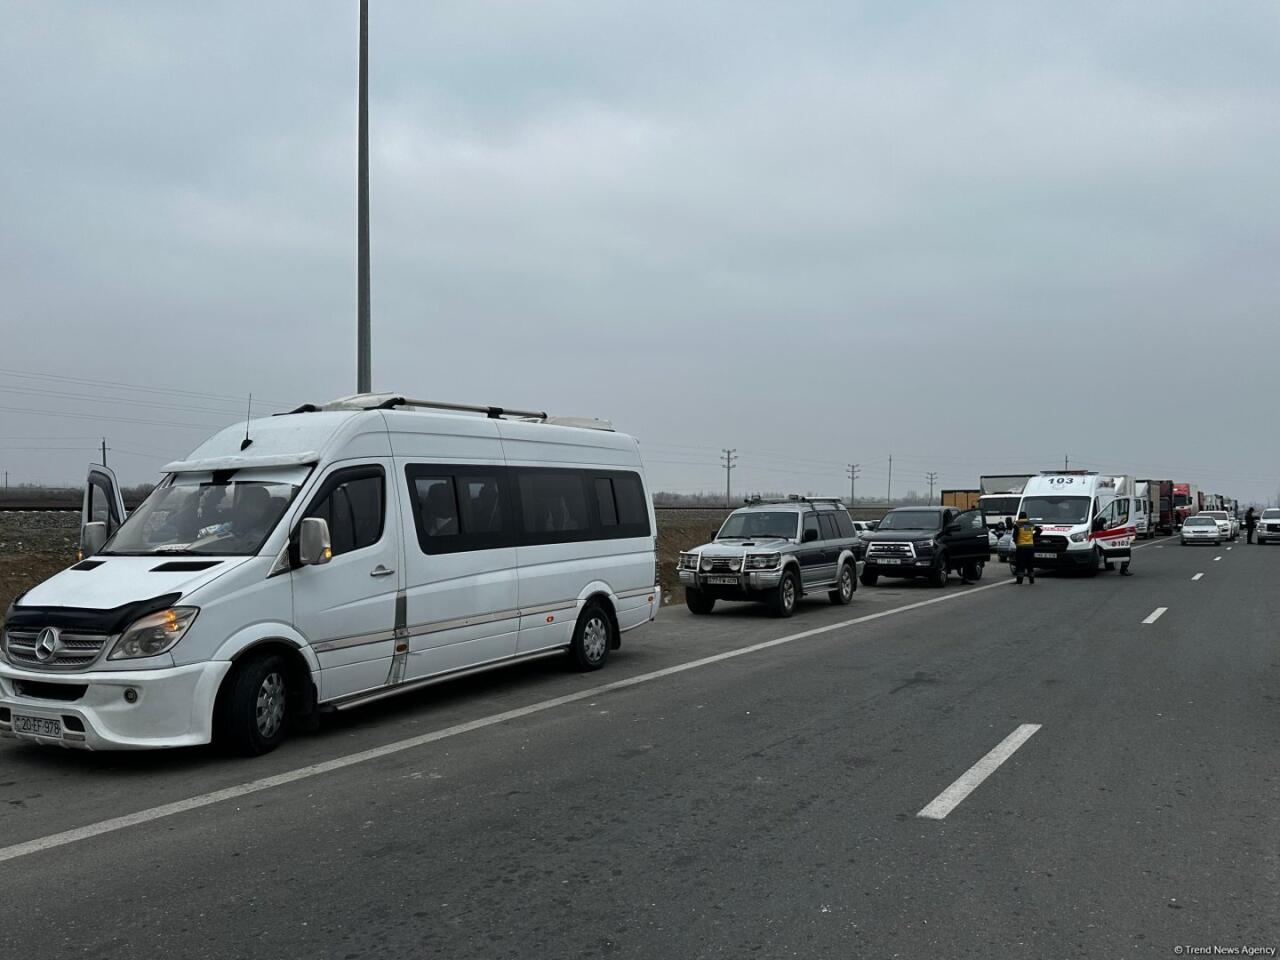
518,471,590,537
586,471,651,540
413,477,460,539
304,467,385,557
595,478,619,527
613,473,648,529
404,466,513,555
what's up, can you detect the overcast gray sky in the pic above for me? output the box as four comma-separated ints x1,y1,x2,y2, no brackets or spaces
2,1,1278,503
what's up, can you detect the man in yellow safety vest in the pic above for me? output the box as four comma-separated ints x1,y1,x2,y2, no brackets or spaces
1013,511,1041,585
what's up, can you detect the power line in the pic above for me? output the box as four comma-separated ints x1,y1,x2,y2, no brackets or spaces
0,367,290,408
0,403,227,431
0,383,269,418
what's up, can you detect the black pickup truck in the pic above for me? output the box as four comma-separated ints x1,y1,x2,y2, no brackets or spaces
859,506,990,587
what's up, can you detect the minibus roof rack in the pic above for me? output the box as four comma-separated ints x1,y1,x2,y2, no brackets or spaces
277,394,614,431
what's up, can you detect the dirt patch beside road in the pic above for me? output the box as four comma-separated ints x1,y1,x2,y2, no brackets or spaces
0,512,78,615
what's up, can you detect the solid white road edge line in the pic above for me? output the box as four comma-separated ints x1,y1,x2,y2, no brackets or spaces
917,723,1042,820
1191,573,1204,581
0,577,1017,865
1142,607,1168,624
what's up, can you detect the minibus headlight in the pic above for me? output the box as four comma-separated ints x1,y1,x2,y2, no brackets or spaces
109,607,199,660
1069,532,1088,543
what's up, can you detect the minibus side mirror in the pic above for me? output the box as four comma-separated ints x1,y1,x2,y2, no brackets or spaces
298,517,332,566
81,521,108,558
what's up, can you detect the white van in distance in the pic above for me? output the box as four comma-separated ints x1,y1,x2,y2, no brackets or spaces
1016,471,1136,575
0,395,660,755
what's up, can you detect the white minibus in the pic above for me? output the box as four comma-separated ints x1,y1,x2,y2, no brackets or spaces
0,395,660,754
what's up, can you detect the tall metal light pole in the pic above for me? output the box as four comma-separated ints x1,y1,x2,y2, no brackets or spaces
356,0,372,394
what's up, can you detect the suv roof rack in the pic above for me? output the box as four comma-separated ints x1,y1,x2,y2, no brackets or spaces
743,494,845,506
277,394,614,431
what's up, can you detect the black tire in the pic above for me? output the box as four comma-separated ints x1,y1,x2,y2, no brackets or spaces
569,602,614,671
963,560,983,582
685,589,716,615
214,653,291,757
768,568,800,618
860,569,879,587
829,561,855,605
928,555,949,588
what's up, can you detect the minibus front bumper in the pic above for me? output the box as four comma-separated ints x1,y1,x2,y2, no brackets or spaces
0,659,231,750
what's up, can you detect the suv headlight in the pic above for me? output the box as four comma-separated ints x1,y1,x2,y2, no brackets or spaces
108,607,199,661
745,553,781,570
1070,532,1088,542
917,538,935,550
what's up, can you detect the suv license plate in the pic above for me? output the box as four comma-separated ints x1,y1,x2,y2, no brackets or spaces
877,558,902,565
706,575,738,585
13,715,62,739
1034,552,1055,559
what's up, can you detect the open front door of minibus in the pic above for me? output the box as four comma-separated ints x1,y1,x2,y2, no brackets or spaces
81,464,127,557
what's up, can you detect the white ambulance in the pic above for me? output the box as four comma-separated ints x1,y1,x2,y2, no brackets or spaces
1016,471,1136,576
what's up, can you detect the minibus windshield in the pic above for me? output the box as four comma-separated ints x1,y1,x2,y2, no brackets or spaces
1020,495,1092,524
104,473,302,556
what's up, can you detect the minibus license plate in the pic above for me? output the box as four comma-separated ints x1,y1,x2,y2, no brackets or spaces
707,575,738,585
12,715,62,739
1034,552,1055,559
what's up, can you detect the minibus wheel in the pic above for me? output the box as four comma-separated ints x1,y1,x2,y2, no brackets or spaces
570,602,614,671
215,653,291,756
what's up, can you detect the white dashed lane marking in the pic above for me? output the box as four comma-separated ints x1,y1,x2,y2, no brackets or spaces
918,724,1042,820
1142,607,1168,624
1191,573,1204,581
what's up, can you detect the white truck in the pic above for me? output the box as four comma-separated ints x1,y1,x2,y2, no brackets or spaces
1134,480,1154,540
1016,471,1136,576
977,474,1032,532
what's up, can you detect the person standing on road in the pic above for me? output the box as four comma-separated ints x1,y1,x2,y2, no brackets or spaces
1245,507,1257,544
1013,511,1040,585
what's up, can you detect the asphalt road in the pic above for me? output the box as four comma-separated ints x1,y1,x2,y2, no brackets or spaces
2,537,1277,958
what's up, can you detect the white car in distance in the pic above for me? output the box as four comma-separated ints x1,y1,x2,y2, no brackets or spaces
1199,511,1236,541
1180,515,1221,546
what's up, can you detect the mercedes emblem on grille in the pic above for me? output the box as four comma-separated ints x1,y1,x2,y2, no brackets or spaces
34,627,61,662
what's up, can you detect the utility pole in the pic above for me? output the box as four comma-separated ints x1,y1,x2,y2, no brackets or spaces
926,471,938,504
1064,453,1069,471
887,454,893,506
3,469,7,491
356,0,372,394
721,449,738,507
100,437,108,467
847,463,860,504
